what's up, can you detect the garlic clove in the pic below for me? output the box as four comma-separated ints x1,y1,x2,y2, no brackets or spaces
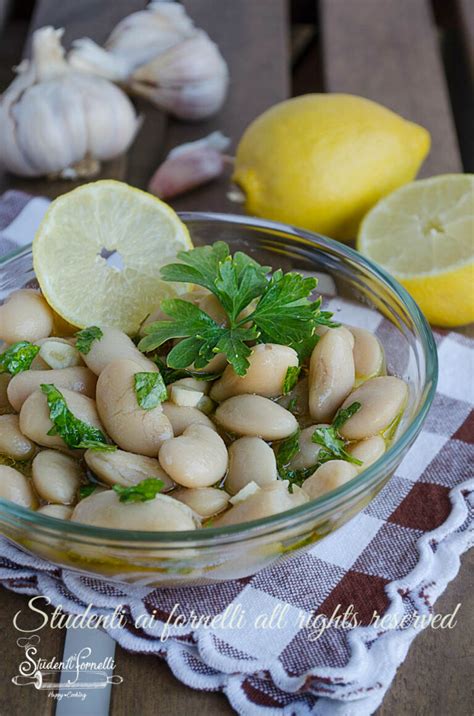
68,38,132,82
148,131,230,199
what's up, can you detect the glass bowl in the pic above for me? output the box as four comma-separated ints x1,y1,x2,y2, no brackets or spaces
0,213,437,587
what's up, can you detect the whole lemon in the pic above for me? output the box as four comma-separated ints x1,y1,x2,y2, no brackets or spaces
233,94,430,241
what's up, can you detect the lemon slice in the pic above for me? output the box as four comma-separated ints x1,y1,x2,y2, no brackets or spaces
358,174,474,327
33,180,193,334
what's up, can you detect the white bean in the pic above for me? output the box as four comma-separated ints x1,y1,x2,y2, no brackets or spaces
20,388,104,451
309,327,355,422
0,290,53,344
32,450,83,504
96,359,172,456
159,424,228,488
83,326,157,375
226,437,277,494
71,490,198,531
37,504,73,519
7,366,97,412
214,481,308,527
278,376,311,425
0,465,36,508
348,327,384,379
173,487,230,518
0,414,35,460
85,448,174,490
210,344,299,401
316,324,355,347
302,460,358,500
286,424,329,471
215,395,298,440
346,435,386,472
162,402,215,436
339,376,408,440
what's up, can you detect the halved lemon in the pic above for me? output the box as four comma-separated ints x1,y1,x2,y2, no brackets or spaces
358,174,474,327
33,180,193,334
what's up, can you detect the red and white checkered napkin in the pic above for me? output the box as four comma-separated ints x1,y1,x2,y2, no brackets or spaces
0,190,473,715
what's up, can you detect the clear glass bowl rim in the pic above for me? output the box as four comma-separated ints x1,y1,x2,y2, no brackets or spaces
0,211,438,545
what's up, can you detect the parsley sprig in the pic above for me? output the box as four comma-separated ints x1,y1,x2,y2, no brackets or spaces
0,341,40,375
41,383,116,451
113,478,164,503
312,403,363,465
138,242,337,376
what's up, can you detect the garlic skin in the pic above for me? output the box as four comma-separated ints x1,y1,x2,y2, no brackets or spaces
0,27,140,178
149,131,230,199
69,3,229,121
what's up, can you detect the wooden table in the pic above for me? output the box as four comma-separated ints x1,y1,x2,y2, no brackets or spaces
0,2,472,714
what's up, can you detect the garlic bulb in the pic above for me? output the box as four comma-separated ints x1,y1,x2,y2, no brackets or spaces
149,131,230,199
0,27,140,178
69,2,229,120
70,1,196,80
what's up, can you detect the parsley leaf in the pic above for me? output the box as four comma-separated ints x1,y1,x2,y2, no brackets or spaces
139,298,258,376
0,341,40,375
75,326,103,354
79,484,98,499
333,402,363,431
134,371,167,410
312,402,362,465
152,357,221,385
113,477,164,503
40,383,116,451
276,430,300,474
276,432,317,489
141,242,337,377
282,366,301,394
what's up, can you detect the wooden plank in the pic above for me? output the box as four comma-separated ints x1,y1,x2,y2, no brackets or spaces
0,587,65,716
377,549,474,715
0,0,11,31
320,0,462,176
110,647,234,716
161,0,290,213
456,0,474,78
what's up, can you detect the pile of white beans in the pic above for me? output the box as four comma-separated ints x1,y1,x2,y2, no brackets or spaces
0,287,408,533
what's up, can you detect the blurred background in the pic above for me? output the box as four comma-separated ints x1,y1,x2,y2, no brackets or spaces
0,0,472,205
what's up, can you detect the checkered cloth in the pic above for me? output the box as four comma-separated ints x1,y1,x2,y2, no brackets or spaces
0,190,472,715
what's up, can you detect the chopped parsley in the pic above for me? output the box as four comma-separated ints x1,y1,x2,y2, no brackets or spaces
75,326,103,354
79,484,98,499
0,341,40,375
40,383,115,451
282,366,301,394
113,478,164,503
134,371,167,410
312,402,363,465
